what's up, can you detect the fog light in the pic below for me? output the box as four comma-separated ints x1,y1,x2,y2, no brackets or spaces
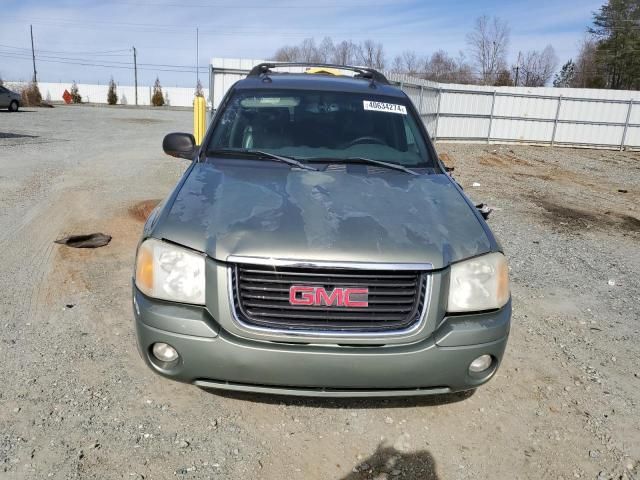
469,354,492,373
152,342,179,363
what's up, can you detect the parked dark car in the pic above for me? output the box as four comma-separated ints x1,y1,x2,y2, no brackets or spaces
132,63,511,397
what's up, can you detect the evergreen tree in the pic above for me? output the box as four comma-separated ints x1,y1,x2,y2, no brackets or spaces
151,77,165,107
70,81,82,103
589,0,640,89
195,79,204,97
553,60,576,87
107,77,118,105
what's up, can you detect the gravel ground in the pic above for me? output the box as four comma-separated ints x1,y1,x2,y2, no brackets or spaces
0,105,638,480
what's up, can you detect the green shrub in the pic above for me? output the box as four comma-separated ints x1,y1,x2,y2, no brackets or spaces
151,77,165,107
107,77,118,105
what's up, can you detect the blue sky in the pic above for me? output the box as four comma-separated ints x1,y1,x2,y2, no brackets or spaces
0,0,602,87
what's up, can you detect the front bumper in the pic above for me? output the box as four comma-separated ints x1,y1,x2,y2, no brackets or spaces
133,287,511,397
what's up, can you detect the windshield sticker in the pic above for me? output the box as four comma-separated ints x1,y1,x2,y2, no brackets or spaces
363,100,407,115
240,97,300,108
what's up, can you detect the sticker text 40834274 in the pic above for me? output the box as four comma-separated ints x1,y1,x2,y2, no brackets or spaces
363,100,407,115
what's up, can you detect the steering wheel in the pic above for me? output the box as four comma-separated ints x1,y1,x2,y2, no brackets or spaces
343,136,386,148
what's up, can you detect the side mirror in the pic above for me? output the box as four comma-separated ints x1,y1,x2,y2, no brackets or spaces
163,132,196,160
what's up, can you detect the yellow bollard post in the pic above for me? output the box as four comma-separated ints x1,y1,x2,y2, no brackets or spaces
193,96,206,145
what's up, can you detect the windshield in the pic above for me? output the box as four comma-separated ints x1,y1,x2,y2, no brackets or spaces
207,89,434,167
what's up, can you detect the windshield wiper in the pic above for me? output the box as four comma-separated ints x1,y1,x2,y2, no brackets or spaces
306,157,419,176
206,148,318,171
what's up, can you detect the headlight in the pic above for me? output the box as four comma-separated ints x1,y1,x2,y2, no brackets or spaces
447,252,509,313
135,238,205,305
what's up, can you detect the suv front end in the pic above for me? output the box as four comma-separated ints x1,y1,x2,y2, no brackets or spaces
132,63,511,397
134,253,510,397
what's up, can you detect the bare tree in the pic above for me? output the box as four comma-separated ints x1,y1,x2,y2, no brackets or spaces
493,69,513,86
423,50,458,82
573,37,605,88
454,52,476,84
273,45,300,62
298,38,322,62
401,50,421,75
331,40,358,65
419,50,476,84
518,45,558,87
386,51,422,75
317,37,335,63
273,39,322,62
357,39,385,70
390,55,404,73
388,49,473,83
466,15,510,84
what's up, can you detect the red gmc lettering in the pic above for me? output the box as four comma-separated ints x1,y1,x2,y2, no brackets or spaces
289,285,315,305
289,286,369,308
343,288,369,307
315,287,344,306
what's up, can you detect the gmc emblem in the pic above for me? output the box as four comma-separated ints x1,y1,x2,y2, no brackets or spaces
289,285,369,308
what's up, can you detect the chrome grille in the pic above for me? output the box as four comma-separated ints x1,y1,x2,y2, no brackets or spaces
231,263,427,332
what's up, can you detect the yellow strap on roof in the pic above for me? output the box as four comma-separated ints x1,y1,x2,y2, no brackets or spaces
305,67,343,76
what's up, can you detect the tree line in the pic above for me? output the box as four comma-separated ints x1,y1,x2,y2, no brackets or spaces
272,17,557,87
554,0,639,89
273,0,639,90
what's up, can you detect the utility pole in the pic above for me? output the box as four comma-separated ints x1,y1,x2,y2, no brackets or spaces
196,27,199,86
514,51,522,87
133,46,138,106
30,25,37,83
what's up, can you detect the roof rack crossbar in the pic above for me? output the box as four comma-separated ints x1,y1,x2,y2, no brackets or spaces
247,62,389,85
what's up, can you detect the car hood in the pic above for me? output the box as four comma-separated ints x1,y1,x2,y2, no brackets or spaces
152,160,492,269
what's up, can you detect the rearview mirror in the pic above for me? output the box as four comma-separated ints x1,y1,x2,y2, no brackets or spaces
163,132,196,160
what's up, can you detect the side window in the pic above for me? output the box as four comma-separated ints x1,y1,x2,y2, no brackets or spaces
210,97,241,147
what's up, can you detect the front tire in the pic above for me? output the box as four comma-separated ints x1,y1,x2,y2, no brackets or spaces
9,100,19,112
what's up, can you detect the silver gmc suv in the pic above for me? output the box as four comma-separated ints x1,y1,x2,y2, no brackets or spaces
132,63,511,397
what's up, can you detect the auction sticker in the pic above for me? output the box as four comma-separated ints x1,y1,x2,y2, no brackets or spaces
363,100,407,115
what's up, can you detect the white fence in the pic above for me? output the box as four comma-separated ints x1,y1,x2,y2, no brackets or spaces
389,73,639,150
209,57,640,151
6,81,208,108
7,58,639,150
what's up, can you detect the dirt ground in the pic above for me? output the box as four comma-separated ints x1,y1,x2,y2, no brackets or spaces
1,105,638,480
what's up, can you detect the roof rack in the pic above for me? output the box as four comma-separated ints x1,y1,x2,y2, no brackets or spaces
247,62,390,85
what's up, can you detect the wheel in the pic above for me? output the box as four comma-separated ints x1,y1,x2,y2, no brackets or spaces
9,100,19,112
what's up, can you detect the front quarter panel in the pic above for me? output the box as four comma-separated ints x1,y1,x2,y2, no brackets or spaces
143,159,197,243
